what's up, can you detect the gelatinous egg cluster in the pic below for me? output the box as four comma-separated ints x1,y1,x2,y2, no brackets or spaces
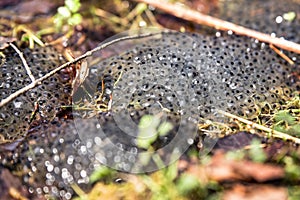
0,46,72,141
4,120,92,199
89,31,299,122
217,0,300,43
1,114,184,199
1,1,299,199
3,29,298,199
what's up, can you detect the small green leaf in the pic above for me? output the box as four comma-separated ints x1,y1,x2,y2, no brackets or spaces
157,121,173,136
226,150,245,160
65,0,81,13
249,139,267,163
165,161,178,181
176,174,200,195
137,115,161,149
21,35,29,42
137,133,158,149
89,166,115,183
57,6,71,18
68,13,82,26
284,156,300,181
289,124,300,136
274,110,296,125
283,12,296,22
139,115,154,129
53,14,64,29
273,124,287,133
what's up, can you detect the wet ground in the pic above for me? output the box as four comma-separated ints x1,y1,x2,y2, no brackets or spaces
0,0,300,200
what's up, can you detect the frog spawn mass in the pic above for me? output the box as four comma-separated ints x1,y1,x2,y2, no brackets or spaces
1,29,298,199
76,32,299,172
0,46,72,142
1,113,185,199
216,0,300,44
87,31,299,120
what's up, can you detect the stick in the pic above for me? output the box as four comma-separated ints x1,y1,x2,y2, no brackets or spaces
269,44,295,65
9,43,36,82
133,0,300,54
217,110,300,144
0,31,164,108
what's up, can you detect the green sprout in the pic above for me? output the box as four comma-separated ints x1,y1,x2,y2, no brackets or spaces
54,0,82,31
137,114,173,149
249,139,267,163
283,11,296,22
176,174,201,196
274,110,296,125
284,156,300,182
273,110,300,137
225,150,245,161
89,166,116,183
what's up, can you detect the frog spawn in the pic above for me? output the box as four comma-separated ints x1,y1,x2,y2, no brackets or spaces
83,30,299,176
21,29,296,198
1,120,88,199
1,112,185,199
92,31,299,120
217,0,300,43
0,46,72,142
1,30,300,200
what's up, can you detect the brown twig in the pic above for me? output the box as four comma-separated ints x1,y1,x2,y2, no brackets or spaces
0,31,164,108
269,44,295,65
217,110,300,144
133,0,300,54
9,43,36,82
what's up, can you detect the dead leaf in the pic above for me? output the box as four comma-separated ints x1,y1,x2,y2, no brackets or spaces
206,151,285,182
0,37,16,50
222,184,288,200
72,59,89,95
0,168,30,200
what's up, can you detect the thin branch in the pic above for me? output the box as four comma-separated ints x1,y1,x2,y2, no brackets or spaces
9,43,35,82
133,0,300,54
0,31,164,108
217,110,300,144
269,44,295,65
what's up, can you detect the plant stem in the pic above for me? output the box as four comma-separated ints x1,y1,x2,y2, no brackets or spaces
133,0,300,54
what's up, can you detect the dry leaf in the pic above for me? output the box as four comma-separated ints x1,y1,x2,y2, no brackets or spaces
222,184,288,200
206,151,285,182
